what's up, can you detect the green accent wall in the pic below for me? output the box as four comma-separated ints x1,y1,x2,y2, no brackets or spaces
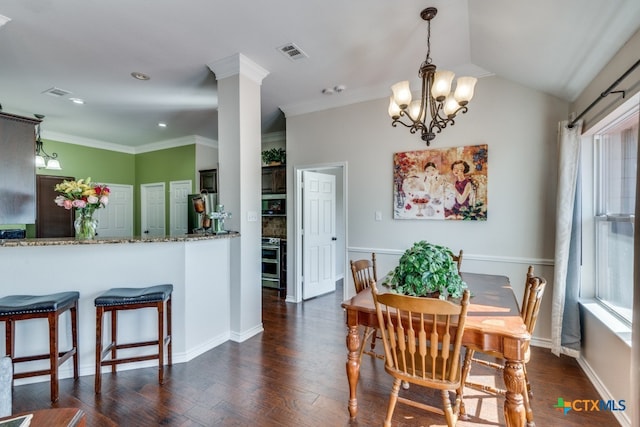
25,139,196,236
37,139,135,184
135,145,195,234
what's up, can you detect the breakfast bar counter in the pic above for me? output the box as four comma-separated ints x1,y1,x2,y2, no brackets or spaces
0,232,239,384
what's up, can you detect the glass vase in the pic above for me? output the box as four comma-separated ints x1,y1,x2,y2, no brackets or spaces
74,214,98,240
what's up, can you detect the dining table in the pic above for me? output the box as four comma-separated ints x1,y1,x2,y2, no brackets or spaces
341,272,532,427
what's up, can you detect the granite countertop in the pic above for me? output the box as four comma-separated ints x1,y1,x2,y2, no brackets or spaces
0,231,240,247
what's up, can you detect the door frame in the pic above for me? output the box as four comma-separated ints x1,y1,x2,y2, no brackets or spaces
293,161,348,303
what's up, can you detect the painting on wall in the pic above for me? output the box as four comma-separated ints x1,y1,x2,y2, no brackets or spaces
393,144,488,220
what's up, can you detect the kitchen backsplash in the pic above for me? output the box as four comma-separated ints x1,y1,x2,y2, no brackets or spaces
262,216,286,238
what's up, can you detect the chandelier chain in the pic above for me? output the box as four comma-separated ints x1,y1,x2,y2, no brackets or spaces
424,18,432,66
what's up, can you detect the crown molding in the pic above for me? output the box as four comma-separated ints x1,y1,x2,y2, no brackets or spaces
208,53,269,84
43,130,217,154
43,131,137,154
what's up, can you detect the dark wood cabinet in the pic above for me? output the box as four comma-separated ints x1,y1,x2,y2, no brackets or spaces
199,169,218,193
36,175,74,237
261,165,286,194
0,112,40,224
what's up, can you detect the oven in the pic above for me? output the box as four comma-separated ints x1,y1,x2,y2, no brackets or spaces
262,237,281,288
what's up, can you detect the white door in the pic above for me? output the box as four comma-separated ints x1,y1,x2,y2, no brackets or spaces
141,183,166,237
93,184,133,237
302,171,336,299
169,180,192,236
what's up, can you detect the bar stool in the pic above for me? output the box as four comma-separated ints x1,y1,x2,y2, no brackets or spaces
0,291,80,403
94,284,173,393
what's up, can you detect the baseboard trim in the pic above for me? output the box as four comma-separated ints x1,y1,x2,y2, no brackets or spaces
229,323,264,343
577,357,630,427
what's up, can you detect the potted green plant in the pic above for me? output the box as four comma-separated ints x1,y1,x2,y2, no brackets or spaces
261,148,286,165
386,241,467,299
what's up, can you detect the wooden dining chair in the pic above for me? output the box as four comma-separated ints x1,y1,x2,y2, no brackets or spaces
451,249,463,273
371,280,471,427
458,266,547,425
349,253,384,360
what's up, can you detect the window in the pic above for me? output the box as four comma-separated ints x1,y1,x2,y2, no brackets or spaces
593,106,638,323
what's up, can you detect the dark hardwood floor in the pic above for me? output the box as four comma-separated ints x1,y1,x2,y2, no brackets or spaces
12,282,620,426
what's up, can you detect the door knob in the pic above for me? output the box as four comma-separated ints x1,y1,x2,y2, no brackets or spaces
332,237,337,241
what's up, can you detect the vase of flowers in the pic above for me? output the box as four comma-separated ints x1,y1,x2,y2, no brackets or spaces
54,177,110,240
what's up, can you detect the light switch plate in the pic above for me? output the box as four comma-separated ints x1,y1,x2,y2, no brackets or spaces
375,211,382,221
247,211,258,222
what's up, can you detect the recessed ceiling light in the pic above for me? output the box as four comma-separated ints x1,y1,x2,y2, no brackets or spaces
158,122,167,128
69,98,85,105
131,72,150,81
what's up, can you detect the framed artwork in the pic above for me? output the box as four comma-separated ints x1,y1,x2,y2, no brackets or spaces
393,144,488,220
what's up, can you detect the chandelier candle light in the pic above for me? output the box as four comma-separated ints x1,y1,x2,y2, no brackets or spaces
54,178,110,240
388,7,477,145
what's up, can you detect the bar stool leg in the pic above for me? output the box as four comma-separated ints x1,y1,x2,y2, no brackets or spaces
167,295,172,366
95,306,103,394
5,320,13,360
5,320,14,389
110,309,117,374
158,301,164,384
48,311,59,403
71,302,79,379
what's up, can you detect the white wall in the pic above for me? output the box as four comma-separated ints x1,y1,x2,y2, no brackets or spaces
286,75,569,343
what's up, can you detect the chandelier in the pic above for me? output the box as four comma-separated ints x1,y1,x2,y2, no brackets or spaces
34,114,62,170
388,7,477,145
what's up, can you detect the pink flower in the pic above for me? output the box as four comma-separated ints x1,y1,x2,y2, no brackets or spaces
72,199,87,208
99,195,109,206
63,200,73,210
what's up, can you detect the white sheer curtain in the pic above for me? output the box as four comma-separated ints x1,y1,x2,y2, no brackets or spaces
551,120,582,357
632,119,640,427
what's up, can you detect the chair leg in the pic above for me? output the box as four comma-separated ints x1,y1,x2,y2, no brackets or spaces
167,295,172,366
457,347,474,420
5,320,14,389
441,390,458,427
95,306,104,394
522,365,534,425
357,327,372,360
71,303,79,379
110,309,117,374
524,364,532,399
48,311,59,403
384,378,401,427
157,301,165,384
369,327,378,351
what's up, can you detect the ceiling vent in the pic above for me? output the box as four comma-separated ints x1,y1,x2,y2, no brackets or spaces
42,87,72,97
277,43,308,61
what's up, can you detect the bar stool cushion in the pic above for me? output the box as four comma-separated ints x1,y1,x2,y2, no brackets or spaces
0,292,80,316
95,285,173,307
